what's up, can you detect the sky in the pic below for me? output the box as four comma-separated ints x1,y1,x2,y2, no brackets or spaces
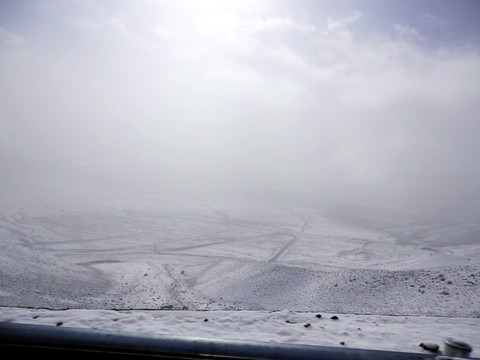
1,0,480,217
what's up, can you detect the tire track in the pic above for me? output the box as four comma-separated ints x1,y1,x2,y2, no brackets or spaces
268,216,309,263
161,232,292,252
267,235,297,262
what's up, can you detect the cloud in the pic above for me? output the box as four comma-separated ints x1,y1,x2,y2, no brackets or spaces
420,13,448,28
251,17,316,34
326,11,362,32
104,17,129,36
394,23,423,41
1,1,480,216
0,27,25,45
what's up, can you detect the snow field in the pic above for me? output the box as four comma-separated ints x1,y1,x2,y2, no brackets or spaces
1,182,479,354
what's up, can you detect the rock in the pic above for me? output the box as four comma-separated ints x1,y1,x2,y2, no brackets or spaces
419,342,440,352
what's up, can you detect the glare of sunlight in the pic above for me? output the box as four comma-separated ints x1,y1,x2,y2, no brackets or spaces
194,11,240,34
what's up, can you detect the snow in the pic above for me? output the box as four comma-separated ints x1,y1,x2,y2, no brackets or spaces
1,307,479,357
1,180,479,356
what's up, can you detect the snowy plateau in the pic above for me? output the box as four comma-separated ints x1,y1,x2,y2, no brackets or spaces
0,180,479,356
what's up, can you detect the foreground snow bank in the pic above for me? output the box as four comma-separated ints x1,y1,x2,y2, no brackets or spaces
1,307,478,357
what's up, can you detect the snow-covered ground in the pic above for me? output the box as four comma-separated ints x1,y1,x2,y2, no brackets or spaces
1,307,479,357
1,180,479,356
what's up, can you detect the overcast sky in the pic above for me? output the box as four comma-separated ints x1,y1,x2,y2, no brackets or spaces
1,0,480,216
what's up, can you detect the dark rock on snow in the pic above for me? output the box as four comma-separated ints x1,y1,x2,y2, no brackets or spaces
419,342,439,352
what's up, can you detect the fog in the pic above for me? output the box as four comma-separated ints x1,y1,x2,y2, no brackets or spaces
1,0,480,217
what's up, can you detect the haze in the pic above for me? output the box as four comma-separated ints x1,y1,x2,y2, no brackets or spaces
1,0,480,217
